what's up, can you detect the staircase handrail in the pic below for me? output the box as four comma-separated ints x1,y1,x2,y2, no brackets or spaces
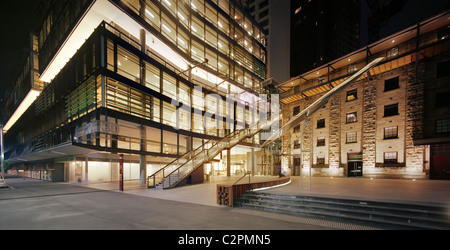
161,112,281,189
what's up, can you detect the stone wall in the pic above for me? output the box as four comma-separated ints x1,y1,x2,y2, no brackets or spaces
283,62,428,179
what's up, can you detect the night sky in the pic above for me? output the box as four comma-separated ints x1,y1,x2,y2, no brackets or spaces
0,0,41,102
0,0,448,103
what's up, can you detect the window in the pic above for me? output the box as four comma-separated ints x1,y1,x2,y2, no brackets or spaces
294,141,301,149
317,137,325,147
346,89,357,102
436,119,450,134
384,103,399,117
162,72,176,98
293,106,301,116
346,112,357,123
145,64,160,92
385,76,400,92
259,9,269,19
294,124,301,133
144,2,160,30
317,156,325,165
346,132,357,144
387,47,399,59
117,46,140,82
384,152,398,164
436,91,450,108
437,60,450,78
259,0,269,9
438,26,450,40
348,64,357,74
162,102,177,126
384,126,399,139
317,119,325,129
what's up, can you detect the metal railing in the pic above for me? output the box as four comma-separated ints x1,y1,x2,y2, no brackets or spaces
151,112,280,190
230,172,252,207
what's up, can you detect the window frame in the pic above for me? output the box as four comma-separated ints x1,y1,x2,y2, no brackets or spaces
384,76,400,92
384,152,398,164
346,89,358,102
317,136,326,147
317,119,325,129
346,112,357,124
384,103,399,117
346,132,357,144
384,126,399,140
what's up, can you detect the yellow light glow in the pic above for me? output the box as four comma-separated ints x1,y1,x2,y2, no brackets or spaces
3,89,42,133
38,0,257,104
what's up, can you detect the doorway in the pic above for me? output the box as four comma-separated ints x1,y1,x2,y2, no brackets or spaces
348,153,363,177
430,144,450,180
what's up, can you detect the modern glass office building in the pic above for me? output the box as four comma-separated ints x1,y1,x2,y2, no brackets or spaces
2,0,274,186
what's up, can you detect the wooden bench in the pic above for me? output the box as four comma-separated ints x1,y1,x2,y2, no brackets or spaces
217,177,291,207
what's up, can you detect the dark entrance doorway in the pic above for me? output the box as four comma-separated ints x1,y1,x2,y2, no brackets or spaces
430,144,450,180
348,153,363,177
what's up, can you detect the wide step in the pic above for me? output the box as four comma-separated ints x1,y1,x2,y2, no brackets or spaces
235,192,450,230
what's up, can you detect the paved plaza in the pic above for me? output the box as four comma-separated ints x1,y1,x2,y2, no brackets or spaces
0,175,449,231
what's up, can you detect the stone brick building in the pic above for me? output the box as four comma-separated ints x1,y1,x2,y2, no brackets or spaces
277,11,450,180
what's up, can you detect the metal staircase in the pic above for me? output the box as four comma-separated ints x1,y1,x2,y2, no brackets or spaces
148,114,280,190
148,57,385,190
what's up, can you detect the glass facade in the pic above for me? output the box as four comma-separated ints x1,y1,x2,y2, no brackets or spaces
4,0,269,184
126,0,267,83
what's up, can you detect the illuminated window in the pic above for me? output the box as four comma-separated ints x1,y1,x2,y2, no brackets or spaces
384,126,398,139
346,132,357,144
161,13,176,43
317,137,326,147
117,46,140,82
192,88,204,111
144,1,160,30
163,101,177,126
177,30,189,54
384,152,398,164
387,47,399,59
191,16,204,40
346,89,357,102
193,112,204,133
206,25,218,48
348,64,357,74
178,108,191,131
317,156,325,165
107,40,114,71
162,72,176,98
145,64,160,92
346,112,357,123
178,82,190,106
161,0,175,15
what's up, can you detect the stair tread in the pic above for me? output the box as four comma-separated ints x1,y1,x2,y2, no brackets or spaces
240,194,449,217
240,203,450,230
239,198,450,224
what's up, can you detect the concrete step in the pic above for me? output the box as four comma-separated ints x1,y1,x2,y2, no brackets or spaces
235,192,450,230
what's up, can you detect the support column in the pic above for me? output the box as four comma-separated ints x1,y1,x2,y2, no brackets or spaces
140,124,147,185
227,149,231,177
251,148,256,176
85,157,89,184
140,29,146,87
